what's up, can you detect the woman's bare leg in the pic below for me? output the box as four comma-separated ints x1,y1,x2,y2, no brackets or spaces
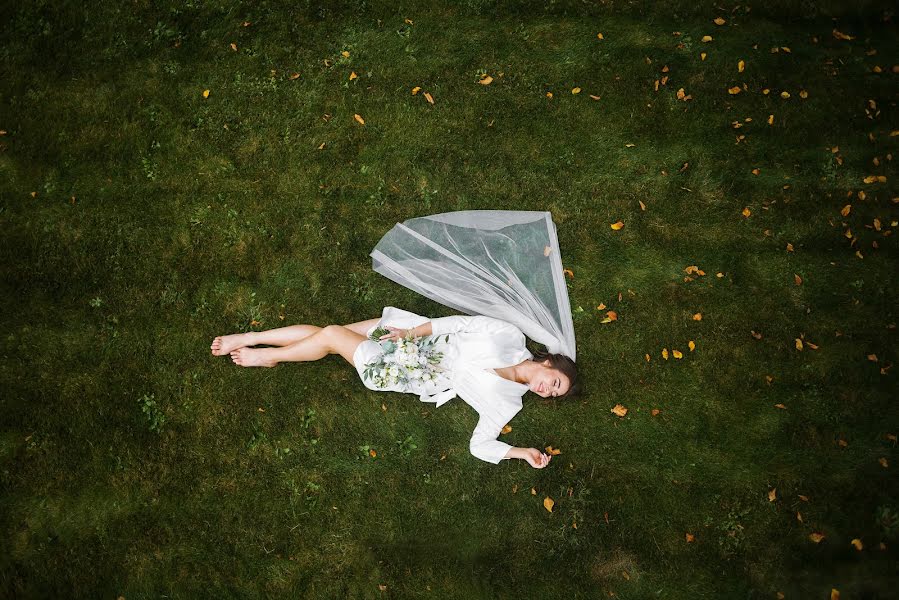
211,318,380,355
230,325,367,367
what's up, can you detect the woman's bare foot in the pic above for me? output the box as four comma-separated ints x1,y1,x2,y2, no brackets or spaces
211,333,254,356
230,347,278,368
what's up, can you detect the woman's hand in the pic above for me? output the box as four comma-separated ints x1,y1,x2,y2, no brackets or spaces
378,326,411,342
521,447,552,469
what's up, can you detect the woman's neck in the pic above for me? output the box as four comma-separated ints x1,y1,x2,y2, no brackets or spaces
493,361,530,384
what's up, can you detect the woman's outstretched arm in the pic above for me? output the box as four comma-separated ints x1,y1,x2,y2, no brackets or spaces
470,416,552,468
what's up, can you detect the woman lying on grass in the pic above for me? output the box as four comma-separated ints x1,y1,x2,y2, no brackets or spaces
211,306,580,469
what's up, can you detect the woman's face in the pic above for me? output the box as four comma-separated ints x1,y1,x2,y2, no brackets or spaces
529,359,570,398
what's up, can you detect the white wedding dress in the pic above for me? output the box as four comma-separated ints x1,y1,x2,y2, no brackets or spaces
352,306,535,464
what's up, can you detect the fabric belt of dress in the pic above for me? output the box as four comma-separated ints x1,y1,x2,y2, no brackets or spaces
419,387,457,407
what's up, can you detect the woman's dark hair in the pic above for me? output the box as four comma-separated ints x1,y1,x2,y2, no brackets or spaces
531,348,582,399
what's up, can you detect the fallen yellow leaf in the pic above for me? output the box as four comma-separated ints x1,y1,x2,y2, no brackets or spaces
795,338,804,350
354,114,365,125
596,32,604,39
832,28,855,40
349,71,357,80
479,75,493,85
768,488,777,502
572,87,581,94
688,341,696,351
685,532,695,542
693,313,702,321
794,274,803,285
742,207,751,217
424,92,434,104
702,35,713,42
230,42,237,51
672,349,683,359
851,538,863,550
545,446,561,455
713,17,726,25
728,86,742,95
544,496,555,512
800,90,808,99
501,425,512,434
768,114,775,125
809,532,825,543
651,408,660,416
611,404,628,417
738,60,745,72
781,91,791,99
411,86,421,95
202,89,210,98
369,449,377,458
662,348,669,360
341,50,350,58
700,52,707,61
610,221,624,230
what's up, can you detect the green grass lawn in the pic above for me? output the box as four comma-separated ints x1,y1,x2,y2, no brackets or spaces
1,0,897,597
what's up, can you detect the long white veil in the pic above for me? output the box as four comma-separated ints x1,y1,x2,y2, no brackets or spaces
370,210,576,361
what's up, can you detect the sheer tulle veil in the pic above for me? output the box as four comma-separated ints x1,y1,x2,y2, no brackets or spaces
369,210,577,362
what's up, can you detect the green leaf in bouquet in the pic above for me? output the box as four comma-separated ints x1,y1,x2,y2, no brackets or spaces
369,326,390,341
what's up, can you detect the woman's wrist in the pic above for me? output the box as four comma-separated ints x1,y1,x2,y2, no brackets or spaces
504,447,524,460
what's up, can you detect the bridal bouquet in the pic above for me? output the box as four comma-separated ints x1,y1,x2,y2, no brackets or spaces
361,326,449,389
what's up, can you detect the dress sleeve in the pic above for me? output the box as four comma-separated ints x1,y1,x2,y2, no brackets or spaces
469,414,513,464
431,315,521,338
